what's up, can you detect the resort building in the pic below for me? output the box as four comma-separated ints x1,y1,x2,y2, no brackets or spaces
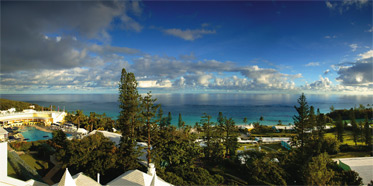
0,109,66,127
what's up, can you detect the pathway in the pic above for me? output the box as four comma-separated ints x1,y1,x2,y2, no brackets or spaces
42,155,62,185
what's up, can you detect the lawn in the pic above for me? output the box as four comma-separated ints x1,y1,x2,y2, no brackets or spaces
19,153,51,177
7,161,22,179
330,151,371,159
324,131,366,146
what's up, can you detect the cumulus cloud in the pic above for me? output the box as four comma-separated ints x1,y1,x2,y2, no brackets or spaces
358,50,373,59
336,58,373,86
305,62,320,67
162,28,216,41
307,77,333,90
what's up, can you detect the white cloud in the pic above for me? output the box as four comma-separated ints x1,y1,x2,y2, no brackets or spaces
324,69,330,75
349,44,358,52
305,62,320,67
326,1,333,8
324,35,337,39
163,28,216,41
366,26,373,32
326,0,369,14
358,50,373,59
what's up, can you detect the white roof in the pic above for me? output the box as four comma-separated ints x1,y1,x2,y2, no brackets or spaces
88,130,122,145
106,170,172,186
72,172,101,186
0,127,8,135
338,157,373,186
58,169,77,186
76,128,88,134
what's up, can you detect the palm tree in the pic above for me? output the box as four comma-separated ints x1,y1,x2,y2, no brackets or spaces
74,110,84,130
88,112,97,132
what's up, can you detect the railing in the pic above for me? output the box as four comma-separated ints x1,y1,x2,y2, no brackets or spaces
0,111,64,118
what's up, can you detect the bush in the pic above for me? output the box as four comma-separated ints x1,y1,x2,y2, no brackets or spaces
339,144,372,152
10,142,32,151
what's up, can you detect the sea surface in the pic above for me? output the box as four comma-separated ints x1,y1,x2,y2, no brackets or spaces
1,93,372,126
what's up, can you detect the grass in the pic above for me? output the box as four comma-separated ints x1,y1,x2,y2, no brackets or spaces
324,131,365,146
7,161,22,179
250,133,296,137
330,151,371,159
237,144,257,151
19,153,51,177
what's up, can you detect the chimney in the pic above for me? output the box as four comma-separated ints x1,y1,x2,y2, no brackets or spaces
97,173,100,184
147,163,156,176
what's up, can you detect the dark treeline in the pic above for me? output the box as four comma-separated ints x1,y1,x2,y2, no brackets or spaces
327,106,373,120
0,99,44,111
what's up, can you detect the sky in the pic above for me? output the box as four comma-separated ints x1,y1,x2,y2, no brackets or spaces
1,0,372,94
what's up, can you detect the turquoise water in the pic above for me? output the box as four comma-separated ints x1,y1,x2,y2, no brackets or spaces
21,127,71,141
3,93,372,126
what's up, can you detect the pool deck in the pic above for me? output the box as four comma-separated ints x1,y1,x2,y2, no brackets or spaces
32,125,53,133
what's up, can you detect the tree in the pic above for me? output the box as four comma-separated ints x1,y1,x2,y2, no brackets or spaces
293,93,310,155
364,117,372,146
74,110,85,129
200,113,224,161
88,112,97,132
140,92,160,167
259,116,264,122
336,114,344,142
65,133,118,178
305,153,334,186
330,105,335,112
167,112,172,126
243,117,248,125
350,110,359,146
118,68,141,140
178,113,183,129
220,117,239,157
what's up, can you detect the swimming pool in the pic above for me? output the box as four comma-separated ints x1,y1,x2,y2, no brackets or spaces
21,127,71,141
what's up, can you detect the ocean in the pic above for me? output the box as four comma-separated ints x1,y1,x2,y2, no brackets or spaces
1,93,372,126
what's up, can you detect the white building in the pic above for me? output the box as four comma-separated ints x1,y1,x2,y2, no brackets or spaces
336,157,373,186
0,110,66,126
0,127,9,141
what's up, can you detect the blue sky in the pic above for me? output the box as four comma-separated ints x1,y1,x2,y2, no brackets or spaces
1,0,372,94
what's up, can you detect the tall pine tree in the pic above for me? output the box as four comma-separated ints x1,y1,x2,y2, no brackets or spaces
293,93,310,155
118,68,141,140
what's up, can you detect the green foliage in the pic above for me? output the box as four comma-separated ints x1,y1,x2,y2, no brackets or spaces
10,141,32,151
117,137,142,171
364,118,372,146
293,93,311,154
0,98,44,111
305,153,334,186
140,92,160,165
238,150,286,186
327,107,373,121
118,68,141,139
336,114,344,142
64,133,118,178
